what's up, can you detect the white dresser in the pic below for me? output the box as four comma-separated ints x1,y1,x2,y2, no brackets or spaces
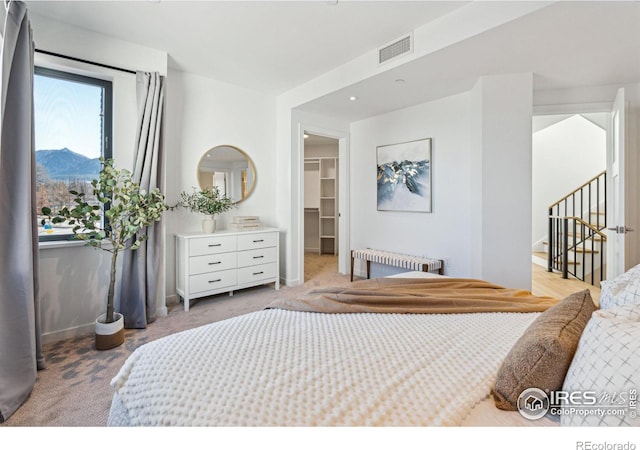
175,228,280,311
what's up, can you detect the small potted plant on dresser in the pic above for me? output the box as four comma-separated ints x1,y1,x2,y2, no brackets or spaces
41,158,168,350
175,186,235,233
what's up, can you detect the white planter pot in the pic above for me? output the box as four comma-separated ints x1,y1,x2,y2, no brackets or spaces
95,312,124,350
202,215,216,233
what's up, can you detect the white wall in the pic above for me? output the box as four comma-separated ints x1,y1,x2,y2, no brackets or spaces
627,85,640,271
30,14,168,343
30,13,167,76
532,115,606,245
164,70,277,303
471,74,533,289
350,92,473,278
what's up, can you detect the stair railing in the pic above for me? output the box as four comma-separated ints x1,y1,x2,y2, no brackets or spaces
548,216,607,284
547,171,607,286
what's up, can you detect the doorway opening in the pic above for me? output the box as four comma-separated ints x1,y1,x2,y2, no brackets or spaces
303,133,340,282
531,112,608,286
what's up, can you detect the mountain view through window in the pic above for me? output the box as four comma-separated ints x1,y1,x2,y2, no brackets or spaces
34,67,112,240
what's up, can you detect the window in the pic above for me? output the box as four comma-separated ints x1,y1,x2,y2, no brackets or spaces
34,67,112,241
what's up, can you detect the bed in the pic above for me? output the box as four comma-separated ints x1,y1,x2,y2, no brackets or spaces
107,268,640,427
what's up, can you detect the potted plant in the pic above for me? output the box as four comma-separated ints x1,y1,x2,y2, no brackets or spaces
175,186,235,233
41,158,168,350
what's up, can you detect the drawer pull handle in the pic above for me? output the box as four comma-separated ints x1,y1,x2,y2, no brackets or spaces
253,271,264,276
208,279,222,283
208,244,222,247
253,255,264,259
208,261,222,265
253,239,264,243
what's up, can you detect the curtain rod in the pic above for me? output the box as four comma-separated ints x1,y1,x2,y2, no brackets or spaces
35,49,137,75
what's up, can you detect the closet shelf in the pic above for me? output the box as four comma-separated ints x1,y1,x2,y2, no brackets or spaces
304,156,338,256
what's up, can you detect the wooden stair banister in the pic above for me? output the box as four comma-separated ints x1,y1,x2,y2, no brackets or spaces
550,171,606,208
547,171,607,286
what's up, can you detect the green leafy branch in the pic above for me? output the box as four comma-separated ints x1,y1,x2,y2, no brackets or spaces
41,158,168,323
173,186,235,216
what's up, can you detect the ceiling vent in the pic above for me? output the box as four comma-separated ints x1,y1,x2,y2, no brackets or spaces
378,33,413,65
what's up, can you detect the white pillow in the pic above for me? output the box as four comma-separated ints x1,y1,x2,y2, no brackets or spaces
599,263,640,309
561,305,640,426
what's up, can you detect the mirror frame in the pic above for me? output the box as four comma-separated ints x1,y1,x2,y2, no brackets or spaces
197,144,257,204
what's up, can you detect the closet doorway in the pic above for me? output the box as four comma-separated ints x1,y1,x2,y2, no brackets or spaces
304,133,339,282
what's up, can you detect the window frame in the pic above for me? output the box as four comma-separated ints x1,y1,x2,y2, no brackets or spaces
35,66,113,242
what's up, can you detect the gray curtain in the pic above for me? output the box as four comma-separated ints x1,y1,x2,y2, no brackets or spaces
0,1,44,423
119,71,165,328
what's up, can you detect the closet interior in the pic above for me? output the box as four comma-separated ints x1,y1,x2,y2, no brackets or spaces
304,134,339,255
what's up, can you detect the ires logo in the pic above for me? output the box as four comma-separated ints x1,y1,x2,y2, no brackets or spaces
517,388,637,421
549,390,598,406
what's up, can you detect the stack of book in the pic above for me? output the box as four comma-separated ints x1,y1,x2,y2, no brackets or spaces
229,216,262,231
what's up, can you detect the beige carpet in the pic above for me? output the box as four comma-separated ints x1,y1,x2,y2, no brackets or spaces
3,253,345,427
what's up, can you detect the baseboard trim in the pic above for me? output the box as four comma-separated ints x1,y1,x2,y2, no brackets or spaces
284,276,302,287
165,294,179,306
43,304,172,344
532,238,546,253
42,323,94,344
532,253,547,268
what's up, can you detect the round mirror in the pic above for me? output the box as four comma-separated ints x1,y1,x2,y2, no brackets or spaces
197,145,256,204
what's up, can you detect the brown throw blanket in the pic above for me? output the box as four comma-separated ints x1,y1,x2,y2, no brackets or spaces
266,277,558,314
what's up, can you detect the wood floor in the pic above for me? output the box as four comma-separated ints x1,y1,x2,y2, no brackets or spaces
531,262,600,305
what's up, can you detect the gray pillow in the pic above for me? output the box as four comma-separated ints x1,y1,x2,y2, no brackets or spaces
492,289,597,410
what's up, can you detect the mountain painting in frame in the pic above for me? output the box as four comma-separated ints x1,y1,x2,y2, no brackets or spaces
377,138,431,212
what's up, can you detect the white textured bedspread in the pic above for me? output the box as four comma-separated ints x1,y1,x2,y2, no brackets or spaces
109,308,539,426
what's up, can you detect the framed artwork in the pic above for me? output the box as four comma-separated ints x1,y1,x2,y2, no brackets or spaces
377,138,432,212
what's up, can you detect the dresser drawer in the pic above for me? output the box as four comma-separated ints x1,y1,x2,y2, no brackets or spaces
189,252,237,275
237,232,277,251
189,269,237,294
237,247,277,268
176,229,279,312
237,263,277,284
189,235,237,256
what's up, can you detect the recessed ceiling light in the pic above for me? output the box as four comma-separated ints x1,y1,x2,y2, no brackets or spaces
395,78,405,84
304,133,309,139
349,96,358,101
